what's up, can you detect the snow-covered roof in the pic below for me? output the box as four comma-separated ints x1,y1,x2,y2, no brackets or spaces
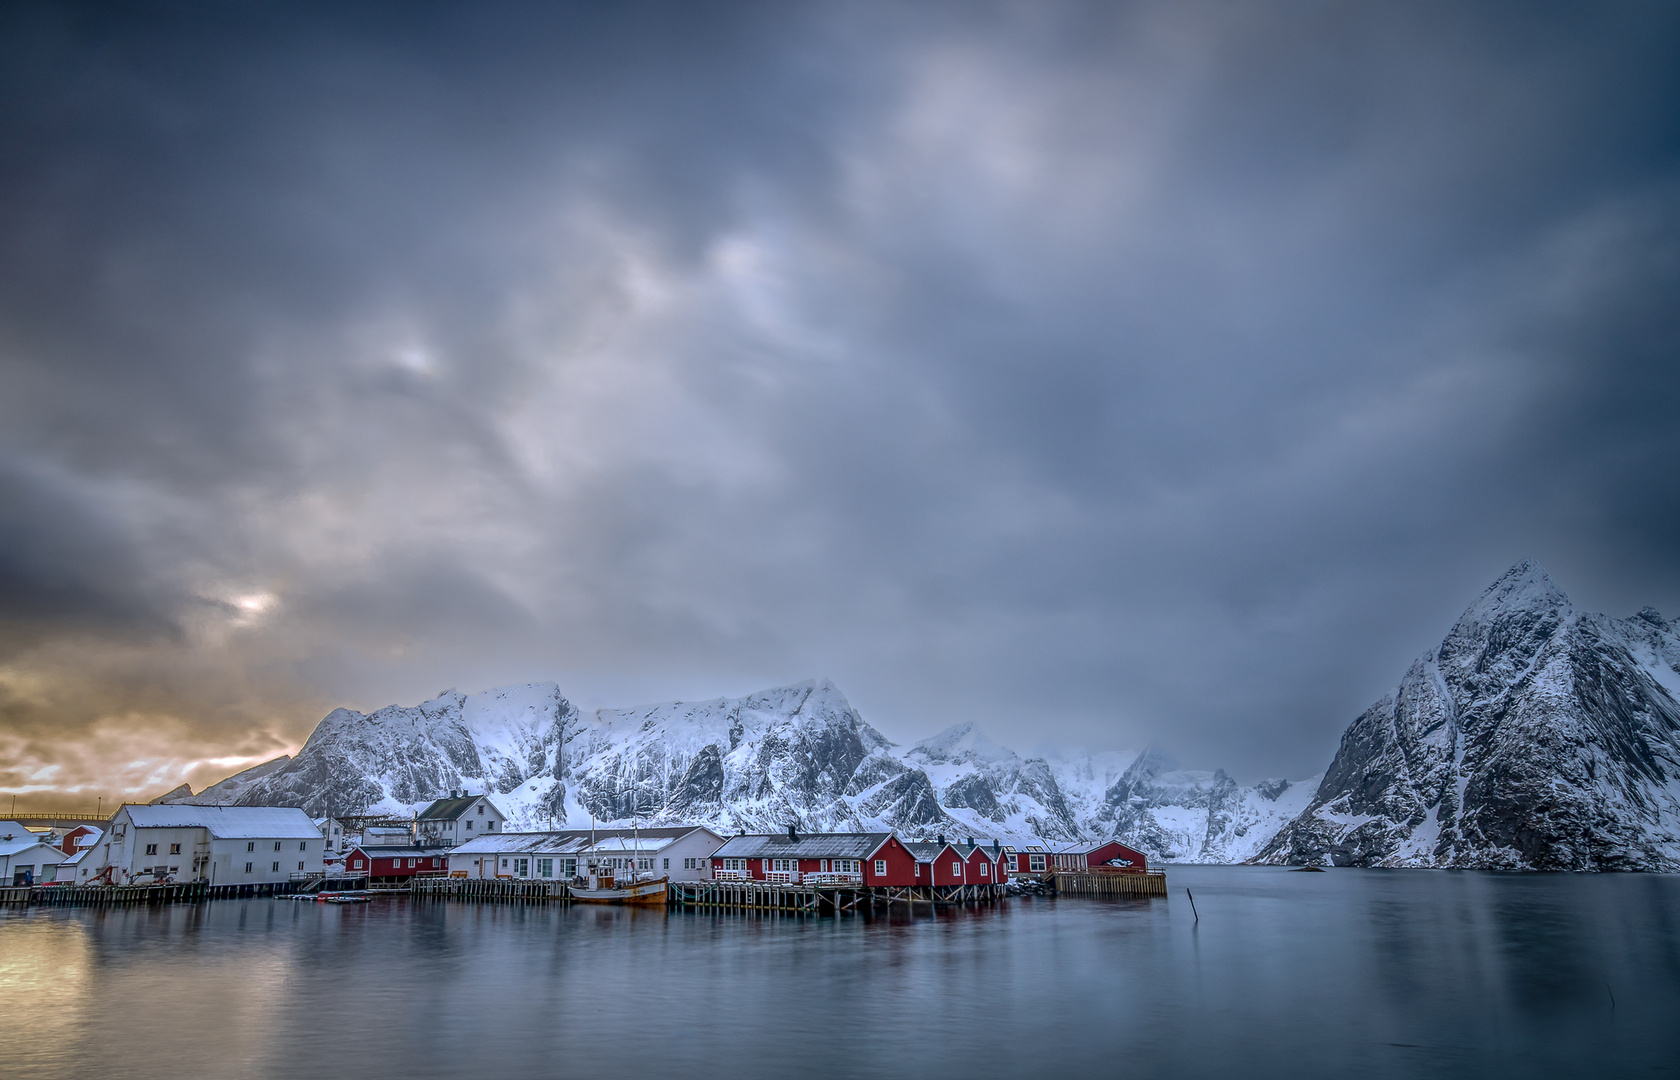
448,826,718,857
118,804,319,839
417,795,501,822
63,849,88,865
903,841,957,862
710,832,894,861
352,845,433,857
0,835,65,858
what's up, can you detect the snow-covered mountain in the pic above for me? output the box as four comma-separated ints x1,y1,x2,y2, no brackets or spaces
175,560,1680,869
1258,560,1680,870
185,677,1303,862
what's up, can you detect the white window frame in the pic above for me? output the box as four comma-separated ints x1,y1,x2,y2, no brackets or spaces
874,859,886,877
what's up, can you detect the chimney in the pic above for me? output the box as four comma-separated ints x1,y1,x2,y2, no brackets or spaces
937,834,946,845
787,824,800,843
965,837,973,846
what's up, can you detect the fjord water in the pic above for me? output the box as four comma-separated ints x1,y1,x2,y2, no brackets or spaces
3,867,1676,1079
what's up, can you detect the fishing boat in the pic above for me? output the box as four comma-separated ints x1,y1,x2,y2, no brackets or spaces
569,770,666,904
569,869,668,905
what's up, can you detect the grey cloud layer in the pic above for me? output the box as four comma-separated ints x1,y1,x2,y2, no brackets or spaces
2,1,1678,795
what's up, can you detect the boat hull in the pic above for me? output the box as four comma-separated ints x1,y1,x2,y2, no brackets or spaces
571,876,668,905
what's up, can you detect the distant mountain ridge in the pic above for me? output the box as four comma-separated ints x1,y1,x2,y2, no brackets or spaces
180,679,1308,863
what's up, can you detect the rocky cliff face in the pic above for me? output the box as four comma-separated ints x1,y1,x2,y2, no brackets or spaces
1258,560,1680,870
222,682,577,820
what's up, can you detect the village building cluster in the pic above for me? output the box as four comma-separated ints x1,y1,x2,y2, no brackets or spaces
10,793,1150,892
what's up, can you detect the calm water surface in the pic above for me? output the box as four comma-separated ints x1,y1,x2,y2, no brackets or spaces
2,866,1676,1079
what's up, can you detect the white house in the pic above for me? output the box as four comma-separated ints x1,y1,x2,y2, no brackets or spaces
0,826,69,886
447,826,726,882
75,805,322,886
415,792,505,848
54,849,87,883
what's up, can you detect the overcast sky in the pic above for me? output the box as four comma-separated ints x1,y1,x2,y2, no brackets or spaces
3,1,1679,804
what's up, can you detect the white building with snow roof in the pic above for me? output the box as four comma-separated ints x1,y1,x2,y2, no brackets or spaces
447,826,725,882
0,825,68,886
74,805,322,886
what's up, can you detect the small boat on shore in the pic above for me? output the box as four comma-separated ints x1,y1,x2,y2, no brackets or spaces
570,872,667,905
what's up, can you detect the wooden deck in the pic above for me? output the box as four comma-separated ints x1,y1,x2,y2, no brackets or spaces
1052,869,1169,898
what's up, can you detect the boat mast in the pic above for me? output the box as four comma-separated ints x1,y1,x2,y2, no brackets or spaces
631,767,640,877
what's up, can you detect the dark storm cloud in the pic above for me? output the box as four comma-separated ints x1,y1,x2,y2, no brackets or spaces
2,0,1679,796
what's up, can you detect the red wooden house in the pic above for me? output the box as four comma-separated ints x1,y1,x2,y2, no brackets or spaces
709,830,918,887
346,844,448,883
1054,841,1148,872
1004,845,1053,876
904,840,964,885
957,839,1006,885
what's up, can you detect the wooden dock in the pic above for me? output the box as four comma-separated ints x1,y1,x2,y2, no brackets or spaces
409,877,569,903
1052,869,1168,898
670,880,1007,914
0,881,304,907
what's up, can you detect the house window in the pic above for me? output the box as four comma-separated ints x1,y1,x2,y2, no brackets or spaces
981,863,989,877
271,862,280,872
1008,855,1018,872
169,843,181,855
501,858,508,868
248,842,255,852
952,861,962,876
488,821,496,830
874,860,886,877
245,862,253,873
145,844,158,855
352,859,363,869
300,842,307,851
514,858,528,876
466,820,473,830
663,858,669,870
433,858,441,867
273,842,281,851
537,859,553,878
298,862,305,871
1029,854,1046,872
478,805,484,814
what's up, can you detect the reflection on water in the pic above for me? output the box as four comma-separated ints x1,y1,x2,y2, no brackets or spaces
1,867,1676,1079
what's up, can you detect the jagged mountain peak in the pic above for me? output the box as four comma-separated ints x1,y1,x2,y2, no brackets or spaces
909,722,1015,765
1120,744,1180,782
1459,558,1570,621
